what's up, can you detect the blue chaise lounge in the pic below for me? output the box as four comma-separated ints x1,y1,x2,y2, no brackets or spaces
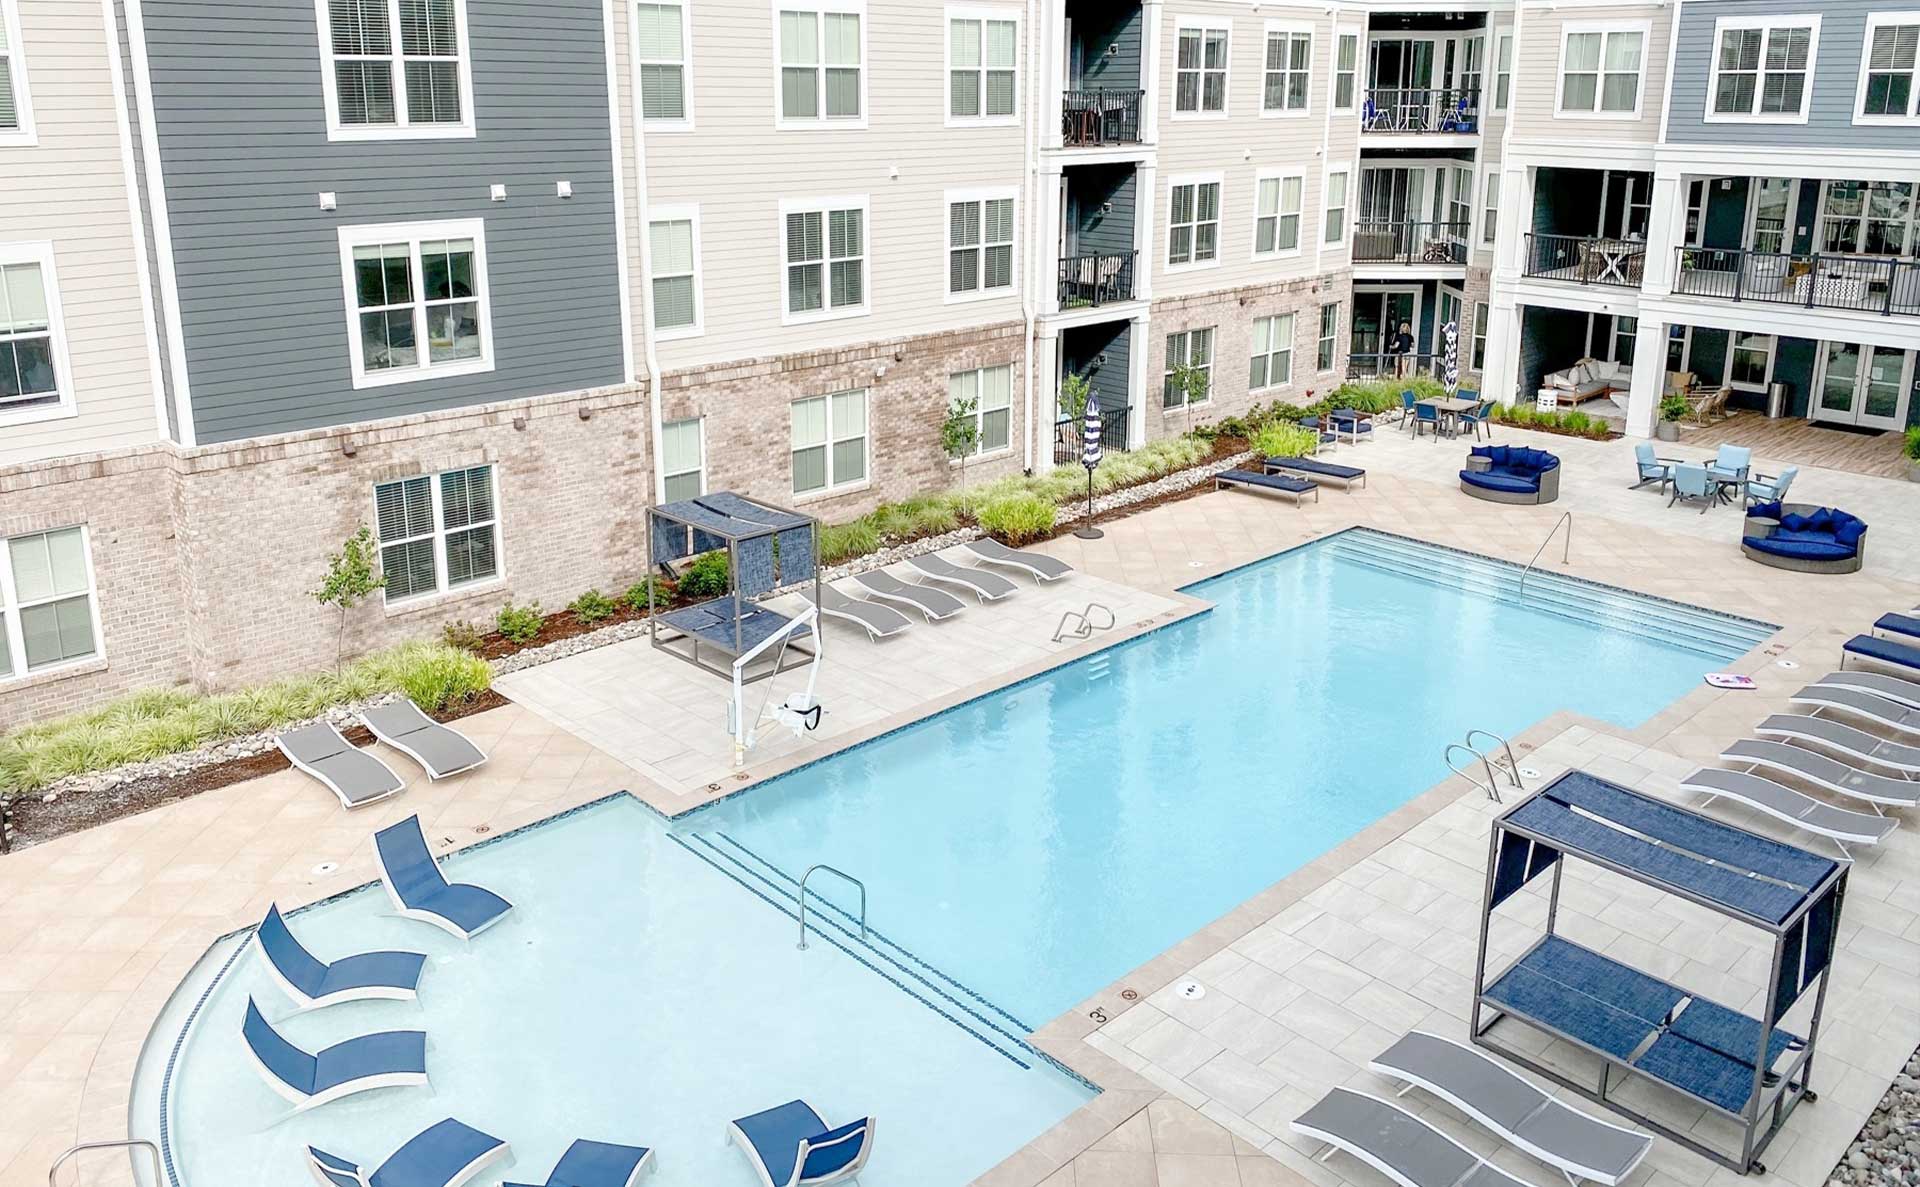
309,1118,508,1187
1743,502,1867,574
1460,445,1561,505
728,1100,874,1187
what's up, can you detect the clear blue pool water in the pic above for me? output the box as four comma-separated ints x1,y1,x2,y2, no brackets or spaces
153,530,1771,1187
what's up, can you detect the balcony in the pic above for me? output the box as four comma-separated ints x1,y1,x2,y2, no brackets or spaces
1059,251,1137,308
1673,248,1920,318
1353,221,1468,266
1361,88,1479,135
1062,89,1145,147
1346,351,1441,380
1052,405,1132,465
1523,233,1647,289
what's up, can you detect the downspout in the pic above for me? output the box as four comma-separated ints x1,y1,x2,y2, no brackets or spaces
1020,0,1041,473
1314,0,1340,278
625,0,668,501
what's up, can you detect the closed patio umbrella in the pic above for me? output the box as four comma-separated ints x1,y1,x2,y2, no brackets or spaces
1075,399,1104,540
1443,320,1460,401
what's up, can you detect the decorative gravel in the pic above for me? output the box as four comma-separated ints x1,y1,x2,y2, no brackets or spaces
1828,1045,1920,1187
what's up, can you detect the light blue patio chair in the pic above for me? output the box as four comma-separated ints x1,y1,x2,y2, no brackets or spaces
1412,402,1442,440
1668,463,1716,514
1706,444,1752,485
1631,442,1675,493
1744,465,1798,507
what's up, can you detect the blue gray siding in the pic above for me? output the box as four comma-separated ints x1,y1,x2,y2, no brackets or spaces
135,0,623,444
1067,166,1137,258
1668,0,1915,149
1063,320,1132,415
1070,3,1143,93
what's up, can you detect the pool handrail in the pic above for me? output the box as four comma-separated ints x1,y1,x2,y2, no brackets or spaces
1445,743,1504,803
48,1140,162,1187
1518,512,1573,596
797,865,867,951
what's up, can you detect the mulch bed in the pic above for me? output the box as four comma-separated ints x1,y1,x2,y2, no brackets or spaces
474,605,651,660
2,689,510,851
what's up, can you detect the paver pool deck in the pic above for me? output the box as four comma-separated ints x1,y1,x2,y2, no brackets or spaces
4,426,1917,1187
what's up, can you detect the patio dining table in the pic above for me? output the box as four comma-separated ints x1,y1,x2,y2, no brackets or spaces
1418,397,1480,438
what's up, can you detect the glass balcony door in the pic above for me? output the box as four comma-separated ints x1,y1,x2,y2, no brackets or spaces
1815,342,1912,430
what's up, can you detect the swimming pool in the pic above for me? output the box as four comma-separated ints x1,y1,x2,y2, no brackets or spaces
145,529,1772,1187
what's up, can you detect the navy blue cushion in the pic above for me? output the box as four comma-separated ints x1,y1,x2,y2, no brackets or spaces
1462,470,1540,494
1748,501,1782,520
1748,537,1852,561
1833,515,1866,548
1779,513,1809,532
1489,445,1511,466
1809,508,1834,531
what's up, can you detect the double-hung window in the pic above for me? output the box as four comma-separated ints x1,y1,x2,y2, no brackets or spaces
1174,22,1229,116
1493,32,1513,111
1249,313,1293,391
948,193,1015,298
1163,328,1213,409
1481,171,1499,245
1709,17,1818,121
320,0,473,138
0,527,100,680
1558,24,1646,116
660,418,705,502
1858,16,1920,122
1448,167,1473,233
1316,304,1338,373
0,243,71,420
1254,172,1303,256
791,389,867,495
1324,170,1348,245
1333,32,1357,111
0,0,34,144
339,220,491,388
783,198,867,321
374,466,499,604
636,2,691,125
778,2,863,124
949,11,1017,122
950,365,1012,453
1167,179,1221,267
1262,25,1311,114
1472,303,1490,371
1729,332,1774,389
648,207,702,337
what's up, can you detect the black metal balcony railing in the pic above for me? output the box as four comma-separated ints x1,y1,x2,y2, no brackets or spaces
1058,250,1137,308
1053,405,1132,466
1673,247,1920,317
1062,89,1145,147
1352,221,1469,265
1523,233,1647,288
1346,352,1441,380
1361,88,1479,134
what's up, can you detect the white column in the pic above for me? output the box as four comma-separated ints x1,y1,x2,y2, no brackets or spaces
1480,163,1532,406
1141,0,1164,146
1133,162,1158,302
1128,314,1151,448
1640,168,1687,298
1041,0,1065,151
1033,325,1062,472
1040,161,1066,314
1626,318,1666,438
1491,163,1534,282
1479,302,1524,407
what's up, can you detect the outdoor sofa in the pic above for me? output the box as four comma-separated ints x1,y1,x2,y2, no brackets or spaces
1460,445,1561,505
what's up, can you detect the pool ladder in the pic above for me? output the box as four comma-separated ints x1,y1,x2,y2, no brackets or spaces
1444,729,1525,803
1517,512,1573,597
48,1139,161,1187
797,864,867,951
1053,602,1116,643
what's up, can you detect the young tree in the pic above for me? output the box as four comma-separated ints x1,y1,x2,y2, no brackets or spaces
310,524,385,669
942,393,982,489
1170,361,1211,438
1058,371,1093,422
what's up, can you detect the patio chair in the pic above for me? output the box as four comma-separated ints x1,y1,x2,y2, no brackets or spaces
1721,738,1920,810
1455,396,1491,442
1412,402,1442,440
1291,1088,1544,1187
1398,389,1419,429
1367,1032,1652,1187
308,1119,508,1187
1789,684,1919,738
255,903,425,1011
963,537,1076,582
360,700,487,781
1214,469,1319,505
1744,465,1797,508
1681,768,1897,859
242,998,426,1111
278,722,405,810
907,553,1018,602
849,570,964,622
1667,463,1715,513
1706,445,1752,488
1754,713,1920,774
373,815,514,940
727,1099,875,1187
802,584,913,640
1264,456,1367,489
1842,633,1920,675
1808,669,1920,712
1631,443,1676,493
503,1139,656,1187
1328,408,1377,444
1876,611,1920,642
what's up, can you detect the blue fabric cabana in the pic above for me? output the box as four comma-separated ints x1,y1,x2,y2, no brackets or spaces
645,491,820,683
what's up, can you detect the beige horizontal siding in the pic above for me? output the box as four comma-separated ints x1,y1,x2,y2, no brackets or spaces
1509,1,1671,146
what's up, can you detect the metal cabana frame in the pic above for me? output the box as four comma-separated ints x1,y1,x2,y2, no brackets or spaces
1470,769,1846,1176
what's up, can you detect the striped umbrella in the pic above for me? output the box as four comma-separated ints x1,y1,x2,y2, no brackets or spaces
1442,320,1461,401
1075,398,1105,540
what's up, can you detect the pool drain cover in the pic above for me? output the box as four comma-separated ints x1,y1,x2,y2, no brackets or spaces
1775,658,1800,670
311,862,339,876
1518,767,1542,780
1174,980,1206,1001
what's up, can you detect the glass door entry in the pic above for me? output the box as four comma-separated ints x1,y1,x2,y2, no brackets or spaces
1815,342,1912,431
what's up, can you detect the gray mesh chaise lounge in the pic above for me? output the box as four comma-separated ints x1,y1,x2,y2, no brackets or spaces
360,701,488,780
908,553,1018,601
1754,713,1920,773
1720,739,1920,810
1292,1088,1544,1187
963,538,1075,582
1811,669,1920,712
278,722,406,809
1368,1032,1652,1187
1790,684,1920,738
1682,768,1898,858
801,585,912,640
852,569,965,621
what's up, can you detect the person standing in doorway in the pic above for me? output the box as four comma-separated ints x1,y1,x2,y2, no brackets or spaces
1389,321,1416,376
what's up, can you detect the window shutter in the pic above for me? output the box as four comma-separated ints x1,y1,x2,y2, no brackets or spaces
0,59,15,131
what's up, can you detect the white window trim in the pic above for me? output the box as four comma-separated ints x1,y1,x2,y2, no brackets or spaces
1323,166,1350,246
1471,302,1491,371
944,5,1022,129
660,416,706,500
0,0,36,147
635,0,695,132
1251,168,1305,260
1480,168,1499,247
1315,303,1338,375
1554,20,1650,120
1704,14,1820,124
313,0,477,142
0,241,77,427
777,194,872,326
949,364,1015,458
1331,26,1360,114
1726,331,1777,393
374,466,504,608
337,219,494,389
944,186,1018,305
647,203,704,340
1249,312,1295,393
1854,11,1920,125
771,0,870,131
1492,29,1513,112
1162,327,1215,411
1817,179,1920,257
790,389,870,498
0,525,105,685
1165,172,1224,274
1260,20,1312,118
1172,17,1231,121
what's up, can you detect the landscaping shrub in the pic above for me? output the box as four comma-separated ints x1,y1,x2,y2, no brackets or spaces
1251,422,1319,459
569,589,617,623
677,551,731,599
441,619,486,653
977,493,1057,544
1902,425,1919,462
623,578,670,611
818,519,882,565
496,600,544,644
1561,410,1592,435
364,640,492,713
